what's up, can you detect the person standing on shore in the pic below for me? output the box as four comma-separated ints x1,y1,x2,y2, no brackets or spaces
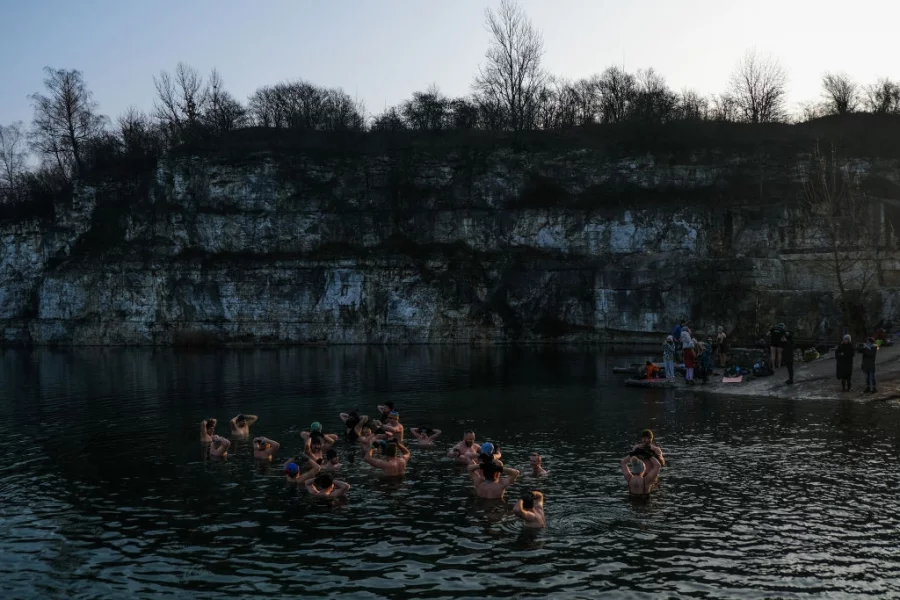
683,340,696,385
861,337,879,393
716,326,728,367
836,335,855,392
783,330,795,385
663,336,676,379
769,323,787,369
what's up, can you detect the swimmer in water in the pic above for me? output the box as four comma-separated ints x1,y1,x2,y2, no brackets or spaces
230,413,259,437
381,411,404,443
306,472,350,498
621,450,661,497
304,432,328,465
283,458,321,484
477,442,502,466
302,422,339,447
469,461,520,499
253,436,280,461
323,448,342,471
529,452,548,477
377,402,395,423
363,440,411,476
513,491,546,529
448,430,478,464
200,418,217,442
209,434,231,458
632,429,665,468
409,427,442,447
340,411,362,440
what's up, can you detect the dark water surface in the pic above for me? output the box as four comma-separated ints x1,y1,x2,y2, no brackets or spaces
2,347,900,599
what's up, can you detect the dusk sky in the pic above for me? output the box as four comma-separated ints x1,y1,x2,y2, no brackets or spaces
1,0,898,127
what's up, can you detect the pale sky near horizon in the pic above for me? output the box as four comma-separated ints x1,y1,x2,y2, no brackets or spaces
1,0,898,127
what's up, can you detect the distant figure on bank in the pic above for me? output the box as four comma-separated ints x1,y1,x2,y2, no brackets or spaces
200,418,217,442
469,462,520,499
410,427,442,447
621,451,661,497
683,343,696,385
645,361,661,380
633,429,665,468
783,330,795,385
448,431,478,464
697,342,713,384
861,337,879,393
716,326,728,367
513,491,546,529
253,436,280,460
230,414,259,437
529,452,548,477
663,336,676,379
209,435,231,458
769,323,787,369
364,441,411,476
836,335,855,392
306,472,350,498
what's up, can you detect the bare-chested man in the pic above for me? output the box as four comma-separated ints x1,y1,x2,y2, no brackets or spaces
363,441,410,476
468,462,520,499
253,436,280,461
632,429,665,469
209,434,231,458
529,452,548,477
284,458,320,484
448,430,478,464
200,418,217,442
230,413,259,437
621,452,661,497
382,411,404,443
410,427,442,447
513,491,546,529
306,472,351,498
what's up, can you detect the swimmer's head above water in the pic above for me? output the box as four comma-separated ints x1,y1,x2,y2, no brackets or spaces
521,492,536,510
640,429,654,445
529,452,542,466
285,462,300,478
464,431,475,447
314,472,334,490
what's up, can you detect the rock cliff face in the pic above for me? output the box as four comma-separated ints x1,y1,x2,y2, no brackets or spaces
3,130,900,345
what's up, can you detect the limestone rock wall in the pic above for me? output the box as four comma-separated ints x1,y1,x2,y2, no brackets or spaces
2,144,899,346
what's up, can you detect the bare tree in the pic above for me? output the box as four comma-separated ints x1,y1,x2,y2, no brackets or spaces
630,68,677,123
800,144,883,337
709,93,738,122
821,72,858,115
676,89,709,120
29,67,106,178
0,122,27,202
474,0,546,131
205,69,246,133
402,84,450,131
727,50,788,123
862,78,900,114
597,66,636,123
154,63,208,137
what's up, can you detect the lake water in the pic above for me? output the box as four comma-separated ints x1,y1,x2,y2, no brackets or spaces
1,347,899,599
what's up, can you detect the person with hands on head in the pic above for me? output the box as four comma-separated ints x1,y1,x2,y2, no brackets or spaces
302,422,339,447
632,429,665,467
306,472,350,498
200,418,217,443
230,413,259,437
209,434,231,458
377,402,395,423
283,458,321,485
382,411,404,443
621,450,661,497
253,436,280,460
410,427,442,447
513,491,546,529
363,440,410,476
468,461,520,499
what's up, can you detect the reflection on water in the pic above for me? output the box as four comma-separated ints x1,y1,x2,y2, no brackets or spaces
1,346,899,599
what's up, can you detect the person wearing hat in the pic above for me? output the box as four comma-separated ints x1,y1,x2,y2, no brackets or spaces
284,457,321,485
861,336,879,393
208,434,231,459
382,411,405,443
253,436,280,461
302,423,339,449
835,334,855,392
513,491,546,529
229,413,259,437
621,450,661,497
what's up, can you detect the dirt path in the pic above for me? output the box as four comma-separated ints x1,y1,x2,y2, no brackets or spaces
693,343,900,401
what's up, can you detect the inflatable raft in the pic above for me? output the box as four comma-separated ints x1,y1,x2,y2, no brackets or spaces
613,363,686,375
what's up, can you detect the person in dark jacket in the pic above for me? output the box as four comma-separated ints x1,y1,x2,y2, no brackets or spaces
861,337,879,393
769,323,787,368
783,330,795,384
835,335,855,392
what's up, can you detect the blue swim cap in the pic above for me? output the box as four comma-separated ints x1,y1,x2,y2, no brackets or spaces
310,421,322,432
285,462,300,476
481,442,495,455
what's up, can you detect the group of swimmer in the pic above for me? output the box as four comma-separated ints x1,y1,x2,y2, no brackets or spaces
200,404,666,529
